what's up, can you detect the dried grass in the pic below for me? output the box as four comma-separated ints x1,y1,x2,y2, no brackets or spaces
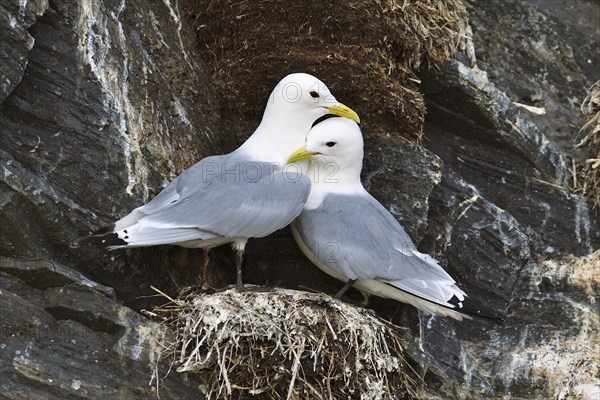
183,0,469,142
572,80,600,210
152,286,414,399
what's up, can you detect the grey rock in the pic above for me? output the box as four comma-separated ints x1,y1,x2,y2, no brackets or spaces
0,0,220,306
359,14,599,396
44,283,121,334
0,0,48,102
0,270,205,399
0,256,115,297
466,0,599,160
389,58,599,399
420,61,599,256
0,0,219,396
422,167,530,304
0,0,220,258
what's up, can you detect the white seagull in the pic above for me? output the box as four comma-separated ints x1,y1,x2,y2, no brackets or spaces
288,117,501,320
77,73,360,291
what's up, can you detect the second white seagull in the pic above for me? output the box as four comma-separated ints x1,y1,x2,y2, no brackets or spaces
288,117,501,321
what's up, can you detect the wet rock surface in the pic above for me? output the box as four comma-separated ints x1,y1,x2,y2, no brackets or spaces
1,0,216,397
0,0,48,103
0,258,204,398
1,0,598,398
420,61,599,257
0,0,220,305
466,0,599,160
394,60,599,399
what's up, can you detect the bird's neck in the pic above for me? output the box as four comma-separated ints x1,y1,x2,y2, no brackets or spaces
304,162,367,209
236,108,314,165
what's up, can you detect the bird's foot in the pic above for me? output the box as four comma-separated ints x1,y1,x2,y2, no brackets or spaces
297,285,322,294
235,281,245,292
230,284,274,293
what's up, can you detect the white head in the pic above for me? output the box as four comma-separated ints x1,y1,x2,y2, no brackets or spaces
239,73,360,164
262,73,360,126
287,117,364,186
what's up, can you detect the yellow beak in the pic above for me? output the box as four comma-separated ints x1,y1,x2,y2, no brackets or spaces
286,146,318,164
327,102,360,123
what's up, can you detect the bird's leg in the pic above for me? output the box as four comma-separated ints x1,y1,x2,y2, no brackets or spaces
334,279,356,299
233,240,247,292
235,249,244,292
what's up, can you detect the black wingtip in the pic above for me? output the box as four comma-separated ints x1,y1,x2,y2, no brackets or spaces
91,224,116,236
448,295,505,323
74,235,94,246
74,228,127,248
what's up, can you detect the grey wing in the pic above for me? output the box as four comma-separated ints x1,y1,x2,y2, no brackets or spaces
143,170,311,238
296,193,454,283
113,155,225,231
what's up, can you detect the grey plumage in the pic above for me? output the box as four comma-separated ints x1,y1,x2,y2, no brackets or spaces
289,117,502,320
294,194,452,283
293,193,471,309
79,155,310,249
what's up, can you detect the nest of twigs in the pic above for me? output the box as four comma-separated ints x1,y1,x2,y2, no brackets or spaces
572,80,600,210
183,0,469,142
153,287,414,399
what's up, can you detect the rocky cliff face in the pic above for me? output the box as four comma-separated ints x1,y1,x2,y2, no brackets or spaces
1,0,217,395
1,0,598,399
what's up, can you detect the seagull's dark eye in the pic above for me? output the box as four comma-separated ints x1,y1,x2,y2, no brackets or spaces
309,91,320,99
326,141,336,147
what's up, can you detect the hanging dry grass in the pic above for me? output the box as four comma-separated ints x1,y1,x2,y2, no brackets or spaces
152,286,414,399
182,0,469,142
572,80,600,210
